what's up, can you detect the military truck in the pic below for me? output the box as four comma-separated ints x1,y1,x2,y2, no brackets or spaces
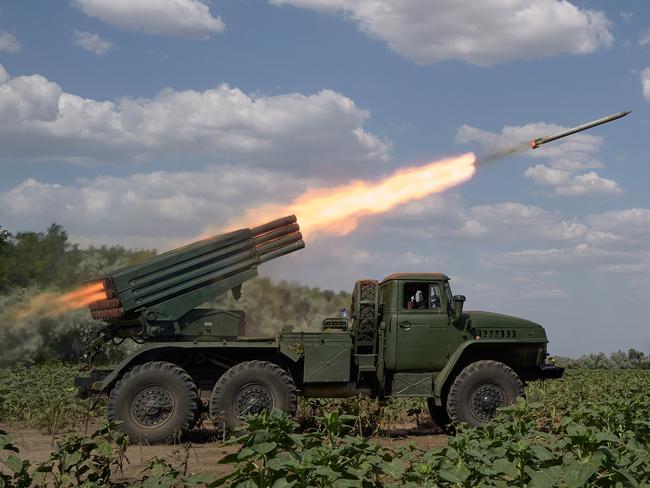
75,215,563,443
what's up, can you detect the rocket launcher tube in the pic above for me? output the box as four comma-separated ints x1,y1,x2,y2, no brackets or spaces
259,240,306,264
255,232,303,255
250,215,298,235
130,248,259,299
252,223,300,246
131,256,260,306
86,215,306,323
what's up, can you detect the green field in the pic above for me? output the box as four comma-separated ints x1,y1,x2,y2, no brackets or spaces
1,367,649,487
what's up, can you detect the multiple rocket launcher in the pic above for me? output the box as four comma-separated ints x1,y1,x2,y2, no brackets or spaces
87,216,304,324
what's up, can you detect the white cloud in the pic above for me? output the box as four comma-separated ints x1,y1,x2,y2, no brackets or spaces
620,11,634,22
0,167,310,249
0,65,390,172
524,165,571,186
0,30,20,52
553,171,623,196
376,197,588,244
639,30,650,46
587,209,650,247
72,0,224,39
469,202,588,240
270,0,612,66
525,165,623,196
74,30,113,55
641,68,650,101
485,243,609,269
458,121,622,197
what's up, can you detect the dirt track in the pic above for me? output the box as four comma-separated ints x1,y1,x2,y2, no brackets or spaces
3,421,448,482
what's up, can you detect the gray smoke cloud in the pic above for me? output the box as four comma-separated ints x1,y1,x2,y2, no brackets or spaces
0,287,99,366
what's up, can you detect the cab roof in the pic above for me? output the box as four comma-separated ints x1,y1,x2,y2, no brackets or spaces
381,272,449,283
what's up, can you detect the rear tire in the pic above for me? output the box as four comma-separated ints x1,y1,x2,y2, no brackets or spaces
209,360,297,432
446,360,523,427
107,361,199,444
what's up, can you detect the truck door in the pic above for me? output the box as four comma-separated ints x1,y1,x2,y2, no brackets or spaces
395,281,449,371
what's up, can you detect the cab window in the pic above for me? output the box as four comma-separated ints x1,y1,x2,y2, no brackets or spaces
403,282,442,310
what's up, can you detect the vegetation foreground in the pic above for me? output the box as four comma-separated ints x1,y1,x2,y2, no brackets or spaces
0,368,649,487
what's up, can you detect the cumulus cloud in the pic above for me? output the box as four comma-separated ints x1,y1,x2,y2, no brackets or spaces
73,30,113,55
0,30,20,52
641,68,650,101
457,121,622,197
72,0,224,39
374,196,589,245
270,0,612,66
0,166,312,249
587,209,650,247
639,30,650,46
0,65,390,172
485,243,616,269
620,11,634,22
525,165,623,196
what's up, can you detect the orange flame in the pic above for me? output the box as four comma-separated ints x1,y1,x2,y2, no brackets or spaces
11,282,107,320
225,152,476,239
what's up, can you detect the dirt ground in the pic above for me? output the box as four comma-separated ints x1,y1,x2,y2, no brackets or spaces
2,420,448,482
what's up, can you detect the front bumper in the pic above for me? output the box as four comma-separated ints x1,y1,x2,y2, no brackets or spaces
539,363,565,379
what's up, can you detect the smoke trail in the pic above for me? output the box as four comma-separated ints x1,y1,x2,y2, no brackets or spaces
476,141,531,165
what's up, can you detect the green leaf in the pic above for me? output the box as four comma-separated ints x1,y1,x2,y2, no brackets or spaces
528,466,563,488
271,479,297,488
3,454,24,473
237,447,256,460
183,473,219,486
562,452,605,487
438,463,471,484
252,442,278,455
492,458,518,478
530,444,554,462
383,458,405,479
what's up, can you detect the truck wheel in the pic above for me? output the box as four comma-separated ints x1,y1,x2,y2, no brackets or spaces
446,360,524,427
426,398,451,431
107,361,199,444
209,360,297,432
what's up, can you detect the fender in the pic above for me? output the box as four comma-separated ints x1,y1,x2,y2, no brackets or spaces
432,338,543,406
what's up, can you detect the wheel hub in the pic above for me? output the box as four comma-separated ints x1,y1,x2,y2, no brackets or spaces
131,386,175,427
233,384,273,417
470,384,506,422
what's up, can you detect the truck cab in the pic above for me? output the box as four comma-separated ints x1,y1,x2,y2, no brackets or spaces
381,273,464,372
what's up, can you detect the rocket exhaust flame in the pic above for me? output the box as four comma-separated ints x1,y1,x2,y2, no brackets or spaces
10,282,108,320
224,152,476,239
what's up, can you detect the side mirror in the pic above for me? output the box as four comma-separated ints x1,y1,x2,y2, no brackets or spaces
452,295,466,326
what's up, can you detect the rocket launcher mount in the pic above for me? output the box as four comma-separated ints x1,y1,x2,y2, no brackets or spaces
85,215,304,339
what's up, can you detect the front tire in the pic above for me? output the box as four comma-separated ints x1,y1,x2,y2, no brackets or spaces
107,361,199,444
209,360,297,432
446,360,524,427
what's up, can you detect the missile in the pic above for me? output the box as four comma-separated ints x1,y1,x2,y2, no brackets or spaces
530,111,631,149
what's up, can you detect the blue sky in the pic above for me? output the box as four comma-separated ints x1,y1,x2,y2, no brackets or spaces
1,0,649,355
